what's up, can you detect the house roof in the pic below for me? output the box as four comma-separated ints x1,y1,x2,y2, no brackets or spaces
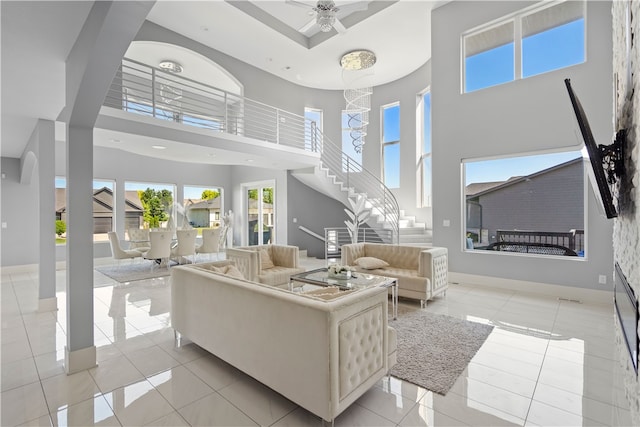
466,158,583,199
55,187,143,214
186,198,221,210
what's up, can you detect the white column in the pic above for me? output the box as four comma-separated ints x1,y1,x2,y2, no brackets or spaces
65,125,96,373
37,120,57,312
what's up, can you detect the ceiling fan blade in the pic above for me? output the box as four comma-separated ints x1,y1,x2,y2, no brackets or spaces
338,1,369,13
298,17,317,33
333,18,347,34
285,0,314,9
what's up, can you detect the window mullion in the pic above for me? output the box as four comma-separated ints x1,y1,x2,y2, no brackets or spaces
514,17,522,80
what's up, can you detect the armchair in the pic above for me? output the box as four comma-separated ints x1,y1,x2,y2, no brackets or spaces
225,244,305,288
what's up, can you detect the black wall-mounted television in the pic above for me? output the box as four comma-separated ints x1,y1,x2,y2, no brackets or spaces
564,78,625,219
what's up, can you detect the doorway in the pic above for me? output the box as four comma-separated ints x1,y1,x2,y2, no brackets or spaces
243,182,275,246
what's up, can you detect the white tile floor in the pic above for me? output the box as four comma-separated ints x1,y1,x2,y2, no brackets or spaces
1,257,635,426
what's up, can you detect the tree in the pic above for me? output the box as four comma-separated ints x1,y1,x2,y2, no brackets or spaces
138,188,173,228
55,220,66,237
201,189,220,200
248,188,273,204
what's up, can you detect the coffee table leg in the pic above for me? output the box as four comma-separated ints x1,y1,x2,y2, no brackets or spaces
393,281,398,320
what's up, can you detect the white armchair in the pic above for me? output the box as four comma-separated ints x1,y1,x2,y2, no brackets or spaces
225,244,305,287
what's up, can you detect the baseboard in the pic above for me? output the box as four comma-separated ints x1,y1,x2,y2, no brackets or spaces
38,297,58,312
449,272,612,305
65,345,97,374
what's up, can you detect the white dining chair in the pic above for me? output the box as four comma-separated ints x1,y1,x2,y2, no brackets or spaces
171,229,198,264
142,230,173,270
108,231,142,268
196,228,221,261
127,228,150,252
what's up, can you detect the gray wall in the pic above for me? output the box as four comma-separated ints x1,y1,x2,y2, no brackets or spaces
286,172,351,258
1,157,40,265
431,0,614,290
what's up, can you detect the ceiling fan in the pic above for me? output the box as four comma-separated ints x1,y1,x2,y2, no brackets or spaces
286,0,369,34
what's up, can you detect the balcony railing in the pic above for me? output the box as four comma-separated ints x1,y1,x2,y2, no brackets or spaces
104,58,318,152
105,58,399,246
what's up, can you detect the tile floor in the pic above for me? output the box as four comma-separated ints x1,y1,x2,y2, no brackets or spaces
1,256,635,426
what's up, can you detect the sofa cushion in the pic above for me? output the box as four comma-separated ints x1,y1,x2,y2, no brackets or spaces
257,265,305,287
355,256,389,270
260,249,275,270
205,264,245,279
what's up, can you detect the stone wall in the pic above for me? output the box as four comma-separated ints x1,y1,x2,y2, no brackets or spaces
612,1,639,424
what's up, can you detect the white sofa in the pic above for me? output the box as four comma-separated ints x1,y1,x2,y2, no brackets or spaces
170,260,396,423
341,243,449,306
225,244,305,287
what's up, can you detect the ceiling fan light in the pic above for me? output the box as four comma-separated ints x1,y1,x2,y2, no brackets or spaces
317,10,335,32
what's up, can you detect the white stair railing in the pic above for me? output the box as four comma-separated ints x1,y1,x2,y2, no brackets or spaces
308,122,399,245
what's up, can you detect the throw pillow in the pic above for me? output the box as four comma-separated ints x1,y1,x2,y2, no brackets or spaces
260,249,275,270
355,256,389,270
223,264,245,279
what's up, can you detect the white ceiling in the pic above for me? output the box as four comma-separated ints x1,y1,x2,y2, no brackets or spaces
1,0,442,164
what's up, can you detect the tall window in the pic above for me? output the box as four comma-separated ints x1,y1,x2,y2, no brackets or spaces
305,107,323,151
419,91,432,207
342,111,362,167
463,149,584,257
382,103,400,188
463,1,585,93
54,178,115,243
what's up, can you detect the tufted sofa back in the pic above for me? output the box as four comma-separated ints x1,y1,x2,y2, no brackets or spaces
363,243,424,270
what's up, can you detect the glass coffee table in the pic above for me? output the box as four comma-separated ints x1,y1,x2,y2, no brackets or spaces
290,268,398,320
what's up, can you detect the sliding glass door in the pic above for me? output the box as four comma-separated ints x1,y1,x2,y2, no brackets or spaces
244,183,275,246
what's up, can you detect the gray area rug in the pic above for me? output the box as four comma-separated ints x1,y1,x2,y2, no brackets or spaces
390,311,493,395
95,262,175,283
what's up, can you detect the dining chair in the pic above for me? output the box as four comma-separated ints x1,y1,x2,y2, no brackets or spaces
196,228,221,261
171,229,198,264
142,230,173,270
127,228,150,252
107,231,142,267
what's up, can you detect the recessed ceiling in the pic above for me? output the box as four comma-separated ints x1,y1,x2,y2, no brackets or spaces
146,0,437,89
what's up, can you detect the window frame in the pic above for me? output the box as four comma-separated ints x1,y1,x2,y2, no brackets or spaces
462,0,585,93
461,148,587,259
381,102,400,189
418,90,432,207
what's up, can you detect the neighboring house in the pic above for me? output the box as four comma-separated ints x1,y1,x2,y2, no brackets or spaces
185,197,221,228
466,158,584,245
55,187,144,233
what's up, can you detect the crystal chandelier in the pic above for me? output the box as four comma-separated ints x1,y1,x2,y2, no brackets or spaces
341,50,376,154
